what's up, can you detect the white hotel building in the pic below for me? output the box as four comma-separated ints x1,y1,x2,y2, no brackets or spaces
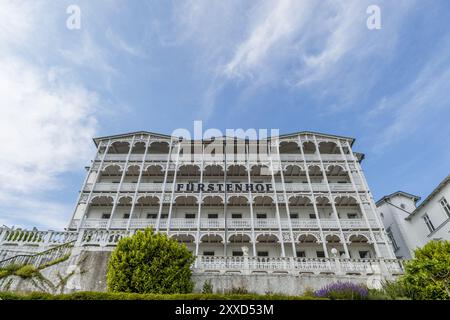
67,130,398,267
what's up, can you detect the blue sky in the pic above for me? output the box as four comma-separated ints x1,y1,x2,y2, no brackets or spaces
0,1,449,229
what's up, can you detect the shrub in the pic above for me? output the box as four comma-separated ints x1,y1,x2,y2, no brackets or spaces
106,228,195,294
15,265,39,278
202,280,213,294
380,280,415,300
401,240,450,300
314,282,368,300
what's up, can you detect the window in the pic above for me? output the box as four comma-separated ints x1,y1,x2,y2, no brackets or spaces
256,213,267,219
185,213,196,219
208,213,218,219
161,214,168,219
203,251,214,256
257,251,269,257
386,227,399,251
316,251,325,258
232,213,242,219
400,203,406,209
232,251,243,257
309,214,316,219
147,213,157,219
123,213,130,219
440,198,450,217
347,213,357,219
296,251,306,258
290,213,299,219
359,251,370,259
423,214,435,233
101,213,111,219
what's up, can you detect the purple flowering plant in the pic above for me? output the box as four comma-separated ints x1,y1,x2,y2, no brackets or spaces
314,282,369,300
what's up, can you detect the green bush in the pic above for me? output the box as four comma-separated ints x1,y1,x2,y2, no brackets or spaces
106,228,195,294
202,280,213,294
380,280,415,300
14,265,39,278
401,240,450,300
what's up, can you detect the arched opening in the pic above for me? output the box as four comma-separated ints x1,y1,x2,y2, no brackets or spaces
256,234,279,243
326,234,341,244
172,234,195,244
178,164,200,177
107,141,130,154
99,164,122,183
227,164,247,177
279,141,300,154
148,141,170,154
228,234,251,243
131,141,146,154
318,141,339,154
302,141,316,154
200,234,223,243
135,196,160,220
87,196,114,220
203,164,224,177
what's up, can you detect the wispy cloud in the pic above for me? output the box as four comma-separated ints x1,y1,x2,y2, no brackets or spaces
0,1,100,229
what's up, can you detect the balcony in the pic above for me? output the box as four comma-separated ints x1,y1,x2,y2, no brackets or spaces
77,218,379,230
195,255,404,275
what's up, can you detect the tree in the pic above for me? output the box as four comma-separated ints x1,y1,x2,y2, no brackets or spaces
106,228,195,294
402,240,450,300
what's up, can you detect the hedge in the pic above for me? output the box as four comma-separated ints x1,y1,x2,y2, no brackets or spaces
0,291,326,300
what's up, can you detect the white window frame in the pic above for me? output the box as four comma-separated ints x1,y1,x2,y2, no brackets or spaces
439,197,450,218
423,213,435,233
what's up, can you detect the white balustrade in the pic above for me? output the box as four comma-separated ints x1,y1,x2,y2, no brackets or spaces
290,219,319,229
195,255,404,275
254,218,279,229
227,219,252,229
200,219,225,229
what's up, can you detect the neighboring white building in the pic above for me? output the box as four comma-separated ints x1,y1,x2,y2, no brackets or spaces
377,175,450,259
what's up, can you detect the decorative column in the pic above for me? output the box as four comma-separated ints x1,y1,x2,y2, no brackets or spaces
246,143,257,256
344,141,395,259
156,138,174,232
275,139,296,257
313,136,350,258
165,142,181,236
107,136,136,230
268,141,286,257
77,140,112,230
194,143,205,263
336,140,381,258
298,135,329,258
127,135,151,230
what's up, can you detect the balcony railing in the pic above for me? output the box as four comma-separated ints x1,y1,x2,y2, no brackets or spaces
76,218,379,230
100,154,355,162
195,255,405,275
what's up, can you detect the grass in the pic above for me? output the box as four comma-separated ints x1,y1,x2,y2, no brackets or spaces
0,291,327,300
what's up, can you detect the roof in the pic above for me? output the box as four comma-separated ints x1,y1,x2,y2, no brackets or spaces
376,191,421,207
405,174,450,220
92,130,357,147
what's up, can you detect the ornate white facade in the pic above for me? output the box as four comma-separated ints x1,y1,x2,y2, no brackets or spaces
0,130,405,284
68,131,396,263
